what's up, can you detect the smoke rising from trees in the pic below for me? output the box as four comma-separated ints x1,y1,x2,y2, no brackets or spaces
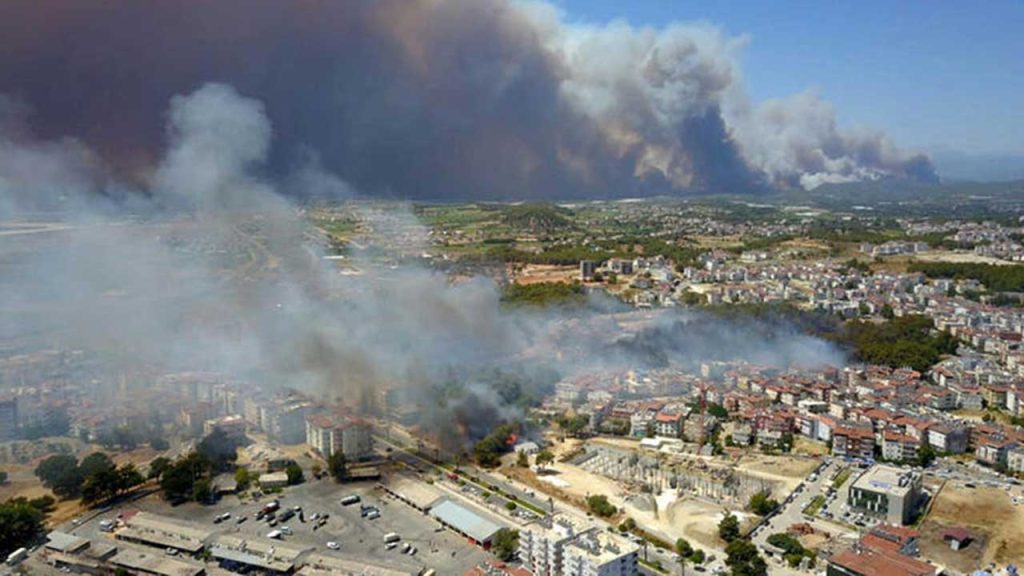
1,83,844,442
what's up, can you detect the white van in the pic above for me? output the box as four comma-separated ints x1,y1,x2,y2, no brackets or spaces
383,533,400,544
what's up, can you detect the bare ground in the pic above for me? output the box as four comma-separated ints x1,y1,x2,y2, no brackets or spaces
920,484,1024,570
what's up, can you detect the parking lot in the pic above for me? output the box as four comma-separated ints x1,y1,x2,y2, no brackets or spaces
58,477,491,575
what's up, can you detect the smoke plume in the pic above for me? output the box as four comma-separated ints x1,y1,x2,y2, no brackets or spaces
0,0,934,199
1,83,845,442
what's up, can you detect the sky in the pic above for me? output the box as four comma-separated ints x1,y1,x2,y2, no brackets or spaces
555,0,1024,156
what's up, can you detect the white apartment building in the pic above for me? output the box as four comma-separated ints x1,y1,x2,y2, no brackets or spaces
520,515,594,576
563,531,640,576
305,413,373,460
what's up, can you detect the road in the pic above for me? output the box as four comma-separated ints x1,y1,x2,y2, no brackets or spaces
749,459,854,576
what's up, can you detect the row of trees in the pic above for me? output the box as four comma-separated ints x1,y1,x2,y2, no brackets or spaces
910,261,1024,292
35,452,143,504
500,281,586,307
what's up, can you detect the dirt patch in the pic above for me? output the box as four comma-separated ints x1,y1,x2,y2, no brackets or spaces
512,264,578,285
920,484,1024,569
734,453,818,495
792,437,829,457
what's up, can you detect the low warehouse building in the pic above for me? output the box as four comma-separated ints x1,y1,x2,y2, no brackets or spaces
429,499,505,548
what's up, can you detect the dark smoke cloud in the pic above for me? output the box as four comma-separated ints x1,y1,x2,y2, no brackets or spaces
0,0,934,199
1,83,848,445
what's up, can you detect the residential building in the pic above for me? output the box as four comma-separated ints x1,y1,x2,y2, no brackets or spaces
925,424,968,454
305,413,373,460
881,430,919,463
0,398,17,441
1008,446,1024,473
975,437,1017,467
562,531,639,576
832,425,875,460
520,514,595,576
580,260,598,281
654,412,683,438
202,414,246,442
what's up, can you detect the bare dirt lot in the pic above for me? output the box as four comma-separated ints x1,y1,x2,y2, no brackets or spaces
511,264,578,285
733,453,819,494
919,484,1024,570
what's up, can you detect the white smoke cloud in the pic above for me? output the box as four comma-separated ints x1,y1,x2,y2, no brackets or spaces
1,82,847,442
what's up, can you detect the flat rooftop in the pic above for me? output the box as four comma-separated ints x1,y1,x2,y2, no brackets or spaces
565,531,639,566
110,548,205,576
381,475,444,509
210,534,308,564
299,553,420,576
45,531,90,553
852,465,919,497
430,499,505,544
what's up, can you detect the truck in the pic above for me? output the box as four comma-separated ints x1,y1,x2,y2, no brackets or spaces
383,533,400,544
341,495,360,506
257,500,281,519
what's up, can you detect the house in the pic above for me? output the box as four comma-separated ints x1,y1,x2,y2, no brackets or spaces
833,425,876,460
926,424,968,454
654,412,683,439
975,437,1017,467
882,430,920,463
1008,446,1024,473
941,527,971,551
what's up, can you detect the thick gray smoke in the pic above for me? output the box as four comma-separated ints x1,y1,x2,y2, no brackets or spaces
1,84,845,442
0,0,934,200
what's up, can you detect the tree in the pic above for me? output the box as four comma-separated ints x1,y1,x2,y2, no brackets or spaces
718,513,740,543
917,444,937,467
148,457,172,480
0,498,45,556
472,422,521,468
516,450,529,468
149,436,170,451
197,428,240,472
160,452,212,502
79,452,115,478
234,467,250,490
192,478,212,503
748,491,779,516
327,452,347,482
586,494,617,518
82,463,144,506
725,539,767,576
492,528,519,562
676,538,693,575
881,303,895,319
535,450,555,471
35,454,82,499
285,463,304,485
